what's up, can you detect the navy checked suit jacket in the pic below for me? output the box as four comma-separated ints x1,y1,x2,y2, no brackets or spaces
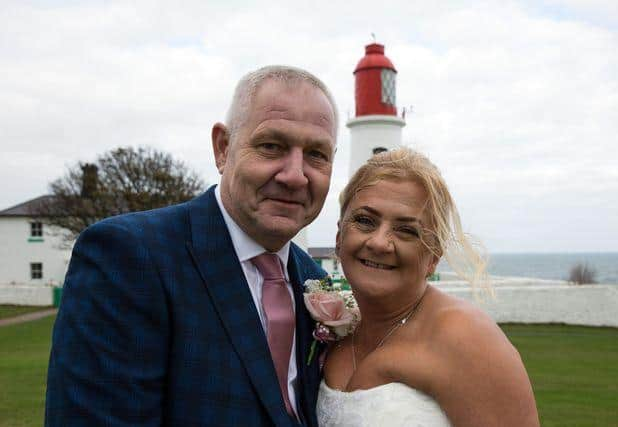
45,186,327,427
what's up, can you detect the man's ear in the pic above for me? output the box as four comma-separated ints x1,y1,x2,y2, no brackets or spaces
212,123,230,174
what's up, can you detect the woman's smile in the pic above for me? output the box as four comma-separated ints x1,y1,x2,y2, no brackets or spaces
358,258,396,270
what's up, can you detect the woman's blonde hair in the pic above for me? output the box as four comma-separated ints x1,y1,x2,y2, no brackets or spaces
339,147,491,294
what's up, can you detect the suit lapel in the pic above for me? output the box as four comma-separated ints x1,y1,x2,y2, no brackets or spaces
288,246,324,427
185,188,292,427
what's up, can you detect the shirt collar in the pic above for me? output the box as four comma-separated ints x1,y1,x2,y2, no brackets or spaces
214,184,290,267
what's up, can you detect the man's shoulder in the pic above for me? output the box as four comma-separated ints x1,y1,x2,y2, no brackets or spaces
82,190,213,241
97,200,190,230
289,242,315,264
290,243,327,278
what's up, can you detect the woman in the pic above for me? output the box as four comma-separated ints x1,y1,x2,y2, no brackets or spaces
317,148,539,426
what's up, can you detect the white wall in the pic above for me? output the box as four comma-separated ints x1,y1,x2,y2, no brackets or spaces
0,217,73,286
329,272,618,327
0,285,53,306
438,280,618,327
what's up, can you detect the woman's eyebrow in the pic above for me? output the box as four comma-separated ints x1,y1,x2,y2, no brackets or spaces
354,206,421,223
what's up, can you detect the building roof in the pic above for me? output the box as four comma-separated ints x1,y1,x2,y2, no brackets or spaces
308,247,336,259
0,195,54,217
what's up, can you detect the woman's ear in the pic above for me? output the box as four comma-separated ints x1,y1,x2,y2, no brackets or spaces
426,255,440,278
335,221,341,257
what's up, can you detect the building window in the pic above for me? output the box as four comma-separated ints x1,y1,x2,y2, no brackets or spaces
31,263,43,280
31,221,43,237
373,147,388,155
381,69,396,106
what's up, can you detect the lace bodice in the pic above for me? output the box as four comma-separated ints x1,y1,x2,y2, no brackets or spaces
317,380,452,427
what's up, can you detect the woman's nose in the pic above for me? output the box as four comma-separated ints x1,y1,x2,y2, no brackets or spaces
365,227,394,253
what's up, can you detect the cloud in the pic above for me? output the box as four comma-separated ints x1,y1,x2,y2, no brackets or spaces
1,0,616,251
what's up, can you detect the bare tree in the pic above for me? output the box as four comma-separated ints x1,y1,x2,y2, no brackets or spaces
36,146,205,242
568,263,597,285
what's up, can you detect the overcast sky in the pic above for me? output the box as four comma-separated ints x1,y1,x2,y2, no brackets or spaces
1,0,617,252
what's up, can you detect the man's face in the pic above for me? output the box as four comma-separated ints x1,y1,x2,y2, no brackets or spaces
214,79,336,251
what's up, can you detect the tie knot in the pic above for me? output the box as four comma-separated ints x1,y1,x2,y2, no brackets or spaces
251,253,285,281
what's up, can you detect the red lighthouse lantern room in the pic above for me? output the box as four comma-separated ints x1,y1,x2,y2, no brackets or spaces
353,43,398,117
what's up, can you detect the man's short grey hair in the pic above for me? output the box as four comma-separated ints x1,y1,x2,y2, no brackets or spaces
224,65,339,142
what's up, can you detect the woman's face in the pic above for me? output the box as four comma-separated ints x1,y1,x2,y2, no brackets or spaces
337,179,438,300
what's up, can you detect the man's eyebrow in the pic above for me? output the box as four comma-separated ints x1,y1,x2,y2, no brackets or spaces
253,129,283,140
254,129,333,147
354,206,421,223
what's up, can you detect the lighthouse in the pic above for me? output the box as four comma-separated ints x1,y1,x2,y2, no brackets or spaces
347,43,405,177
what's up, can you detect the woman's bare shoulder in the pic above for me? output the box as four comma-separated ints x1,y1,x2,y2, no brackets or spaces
415,288,539,426
420,289,525,386
425,289,507,353
383,290,503,384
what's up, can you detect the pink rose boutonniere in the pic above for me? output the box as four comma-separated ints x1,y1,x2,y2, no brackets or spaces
303,277,360,366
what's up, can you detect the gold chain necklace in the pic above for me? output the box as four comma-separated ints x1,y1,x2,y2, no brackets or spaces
351,290,427,372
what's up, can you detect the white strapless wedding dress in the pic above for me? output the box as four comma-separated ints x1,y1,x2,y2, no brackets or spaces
317,380,452,427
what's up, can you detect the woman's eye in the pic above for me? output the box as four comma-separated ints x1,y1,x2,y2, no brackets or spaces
397,226,420,237
351,215,375,228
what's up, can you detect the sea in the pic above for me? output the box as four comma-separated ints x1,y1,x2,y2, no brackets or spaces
437,252,618,285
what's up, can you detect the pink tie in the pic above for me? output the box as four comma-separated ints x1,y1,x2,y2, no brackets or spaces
251,253,296,418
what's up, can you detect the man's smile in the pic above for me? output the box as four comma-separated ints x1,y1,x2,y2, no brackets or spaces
263,196,306,207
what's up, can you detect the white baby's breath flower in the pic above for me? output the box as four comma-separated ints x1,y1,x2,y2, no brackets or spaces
304,279,323,293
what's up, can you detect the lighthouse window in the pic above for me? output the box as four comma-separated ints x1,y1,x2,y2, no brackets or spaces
381,69,396,106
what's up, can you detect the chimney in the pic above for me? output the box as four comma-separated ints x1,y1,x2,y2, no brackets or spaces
80,163,98,198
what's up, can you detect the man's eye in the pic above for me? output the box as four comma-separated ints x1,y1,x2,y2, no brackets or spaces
258,143,284,153
307,149,329,162
261,143,281,150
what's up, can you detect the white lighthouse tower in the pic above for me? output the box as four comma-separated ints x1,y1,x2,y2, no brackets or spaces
347,42,405,177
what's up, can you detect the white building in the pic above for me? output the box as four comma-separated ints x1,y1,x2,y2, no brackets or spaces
0,196,72,286
308,247,339,275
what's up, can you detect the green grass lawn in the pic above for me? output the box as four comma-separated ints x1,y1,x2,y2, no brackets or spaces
501,324,618,427
0,306,52,320
0,319,616,426
0,315,54,427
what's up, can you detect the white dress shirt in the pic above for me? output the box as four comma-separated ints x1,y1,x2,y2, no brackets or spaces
214,185,298,414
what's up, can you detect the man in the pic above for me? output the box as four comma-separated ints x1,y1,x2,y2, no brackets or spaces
45,66,338,427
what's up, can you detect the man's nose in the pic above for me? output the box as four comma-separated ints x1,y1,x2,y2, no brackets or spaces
275,148,309,189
